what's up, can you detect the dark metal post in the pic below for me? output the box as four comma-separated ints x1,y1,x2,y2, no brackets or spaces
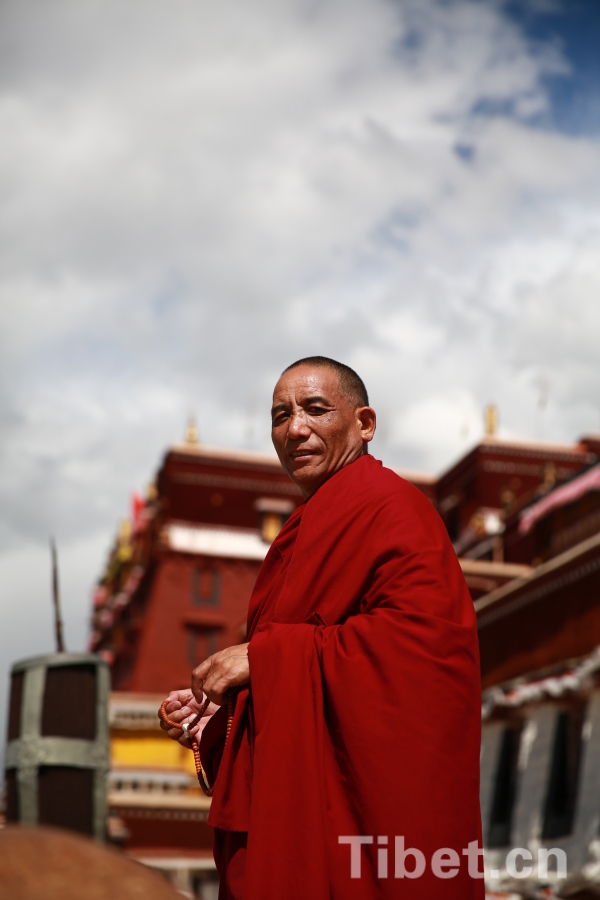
50,537,65,653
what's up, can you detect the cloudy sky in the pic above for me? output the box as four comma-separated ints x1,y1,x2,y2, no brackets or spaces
1,0,600,732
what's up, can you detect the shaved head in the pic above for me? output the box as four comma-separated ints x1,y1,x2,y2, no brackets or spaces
282,356,368,409
271,361,376,497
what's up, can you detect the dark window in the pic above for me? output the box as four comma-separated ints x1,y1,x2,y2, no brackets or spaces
192,567,221,607
187,627,220,668
41,665,97,740
447,507,460,542
488,724,521,847
4,769,18,822
38,766,95,835
542,708,584,840
7,671,24,741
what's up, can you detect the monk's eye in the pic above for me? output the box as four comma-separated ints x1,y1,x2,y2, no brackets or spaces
308,406,327,416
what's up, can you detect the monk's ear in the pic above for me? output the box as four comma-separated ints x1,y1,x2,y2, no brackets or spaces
357,406,376,444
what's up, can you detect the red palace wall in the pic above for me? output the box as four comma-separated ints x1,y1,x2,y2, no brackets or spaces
125,552,262,694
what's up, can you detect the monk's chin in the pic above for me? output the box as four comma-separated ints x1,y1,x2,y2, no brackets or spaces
289,469,328,496
287,455,320,473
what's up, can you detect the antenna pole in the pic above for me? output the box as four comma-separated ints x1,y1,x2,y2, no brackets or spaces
50,537,65,653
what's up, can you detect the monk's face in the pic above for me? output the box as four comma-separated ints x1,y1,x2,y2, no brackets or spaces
271,365,376,497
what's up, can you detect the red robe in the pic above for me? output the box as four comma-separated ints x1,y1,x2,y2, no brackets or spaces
201,454,484,899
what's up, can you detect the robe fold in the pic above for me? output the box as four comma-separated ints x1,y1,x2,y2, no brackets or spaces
202,454,484,899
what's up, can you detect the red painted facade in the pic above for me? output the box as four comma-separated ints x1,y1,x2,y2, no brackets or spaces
436,437,596,561
127,555,261,693
91,434,600,690
91,443,437,690
158,444,301,529
92,444,304,691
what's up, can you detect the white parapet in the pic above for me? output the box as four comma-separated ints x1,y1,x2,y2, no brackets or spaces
167,523,270,560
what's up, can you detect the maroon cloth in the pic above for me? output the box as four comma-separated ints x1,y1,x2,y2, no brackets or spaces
203,455,484,899
213,830,247,900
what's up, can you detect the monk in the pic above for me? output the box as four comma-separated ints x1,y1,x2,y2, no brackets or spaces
160,356,483,899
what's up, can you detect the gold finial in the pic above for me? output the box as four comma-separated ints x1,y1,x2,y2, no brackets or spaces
186,415,199,445
543,461,556,489
484,403,498,437
117,518,133,563
261,513,283,544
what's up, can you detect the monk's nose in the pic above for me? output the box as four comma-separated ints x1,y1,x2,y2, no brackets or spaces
288,411,311,439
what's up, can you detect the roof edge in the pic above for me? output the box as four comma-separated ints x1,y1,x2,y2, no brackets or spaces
474,529,600,616
168,443,282,467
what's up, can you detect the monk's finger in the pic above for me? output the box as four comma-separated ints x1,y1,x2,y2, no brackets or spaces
159,695,193,729
202,656,250,697
175,704,215,745
160,707,185,740
165,711,198,743
204,676,239,698
158,687,195,722
193,646,249,702
167,690,190,706
158,698,178,721
200,662,225,696
168,692,207,718
165,691,181,703
167,726,184,740
192,657,214,701
216,642,249,661
161,718,185,742
194,657,213,679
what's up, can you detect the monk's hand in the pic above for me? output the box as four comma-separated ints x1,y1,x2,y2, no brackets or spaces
192,643,250,706
158,688,220,748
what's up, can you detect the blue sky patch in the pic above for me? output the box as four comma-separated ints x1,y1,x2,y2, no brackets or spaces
506,0,600,135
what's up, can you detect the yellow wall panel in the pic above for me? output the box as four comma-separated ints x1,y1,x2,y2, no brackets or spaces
110,730,197,775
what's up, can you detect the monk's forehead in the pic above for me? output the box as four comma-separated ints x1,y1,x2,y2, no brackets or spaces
272,365,342,402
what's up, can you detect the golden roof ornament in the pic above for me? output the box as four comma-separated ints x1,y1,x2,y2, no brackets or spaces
484,403,498,437
117,518,133,563
543,461,556,489
186,415,199,445
261,512,283,544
